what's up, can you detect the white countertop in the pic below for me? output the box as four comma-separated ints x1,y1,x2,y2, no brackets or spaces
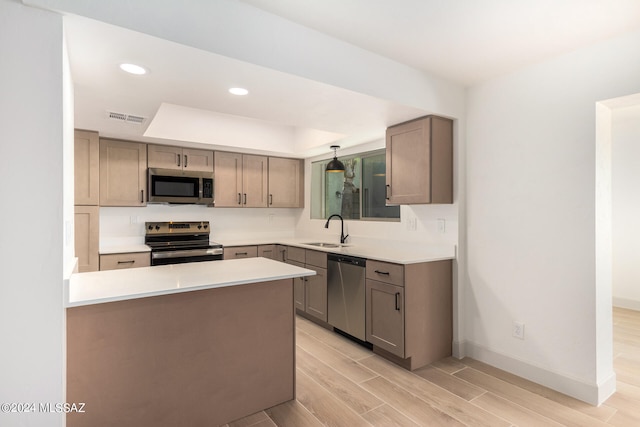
67,257,315,308
99,237,456,264
99,244,151,255
219,238,456,264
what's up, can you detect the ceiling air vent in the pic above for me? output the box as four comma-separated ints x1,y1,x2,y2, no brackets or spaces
107,111,147,125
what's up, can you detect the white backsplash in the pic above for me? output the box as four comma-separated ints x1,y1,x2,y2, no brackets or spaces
99,205,301,247
100,203,458,249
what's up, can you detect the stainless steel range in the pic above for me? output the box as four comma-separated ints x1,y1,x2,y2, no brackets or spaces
145,221,223,266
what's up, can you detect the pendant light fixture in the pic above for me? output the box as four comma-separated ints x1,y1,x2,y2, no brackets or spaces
325,145,345,173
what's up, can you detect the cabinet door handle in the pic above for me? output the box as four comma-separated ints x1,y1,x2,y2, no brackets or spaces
395,292,401,311
243,193,247,205
235,252,248,256
238,193,242,205
386,184,391,200
140,190,144,203
117,260,135,265
184,155,188,167
374,270,390,275
262,250,272,253
269,194,273,205
177,154,181,167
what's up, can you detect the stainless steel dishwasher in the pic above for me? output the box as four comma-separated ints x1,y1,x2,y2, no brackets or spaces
327,253,367,341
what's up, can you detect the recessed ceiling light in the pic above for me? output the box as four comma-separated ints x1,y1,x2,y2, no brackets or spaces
229,87,249,96
119,63,147,75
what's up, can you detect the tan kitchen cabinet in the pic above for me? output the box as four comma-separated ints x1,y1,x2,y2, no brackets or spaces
148,144,213,172
214,152,268,207
74,130,100,272
268,157,304,208
258,244,278,259
99,138,147,206
223,245,258,259
366,279,405,356
285,247,327,322
385,115,453,205
99,252,150,271
74,206,99,272
74,130,100,206
365,259,452,370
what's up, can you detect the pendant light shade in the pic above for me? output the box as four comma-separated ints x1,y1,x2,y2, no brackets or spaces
325,145,345,173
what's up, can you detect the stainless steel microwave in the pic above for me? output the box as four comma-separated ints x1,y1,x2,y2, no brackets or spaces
148,168,214,205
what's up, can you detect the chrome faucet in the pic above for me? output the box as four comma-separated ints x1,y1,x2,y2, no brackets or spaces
325,214,348,244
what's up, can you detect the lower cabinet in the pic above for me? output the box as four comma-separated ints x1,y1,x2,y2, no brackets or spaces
286,246,327,322
223,245,258,259
257,244,277,259
365,259,452,370
74,206,99,272
305,265,327,321
366,279,405,356
100,252,150,271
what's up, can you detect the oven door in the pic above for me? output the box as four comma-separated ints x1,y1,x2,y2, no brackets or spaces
148,168,213,204
151,247,223,266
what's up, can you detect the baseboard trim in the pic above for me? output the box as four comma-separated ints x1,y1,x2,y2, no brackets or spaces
613,297,640,312
459,340,616,406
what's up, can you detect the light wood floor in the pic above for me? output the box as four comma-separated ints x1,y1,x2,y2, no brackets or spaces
224,307,640,426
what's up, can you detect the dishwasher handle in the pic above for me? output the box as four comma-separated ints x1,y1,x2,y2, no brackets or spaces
327,253,366,267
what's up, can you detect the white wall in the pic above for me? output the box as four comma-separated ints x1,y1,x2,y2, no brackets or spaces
612,104,640,310
465,29,640,404
0,1,66,425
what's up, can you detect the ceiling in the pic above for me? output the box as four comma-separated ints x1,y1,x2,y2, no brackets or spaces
64,1,640,158
239,0,640,85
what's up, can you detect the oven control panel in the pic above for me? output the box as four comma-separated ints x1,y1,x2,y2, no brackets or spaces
145,221,209,235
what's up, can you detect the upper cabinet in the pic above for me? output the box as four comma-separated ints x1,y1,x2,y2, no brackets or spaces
214,152,268,207
268,157,304,208
385,115,453,204
99,139,147,207
148,144,213,172
74,130,100,205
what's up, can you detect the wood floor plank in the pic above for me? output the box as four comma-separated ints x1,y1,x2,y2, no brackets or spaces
296,346,383,414
454,367,609,427
295,369,372,426
227,411,269,427
296,316,373,361
471,392,566,427
361,376,466,426
459,357,617,422
264,400,324,427
430,356,467,374
614,354,640,388
413,364,486,401
296,329,377,383
361,404,422,427
360,355,510,427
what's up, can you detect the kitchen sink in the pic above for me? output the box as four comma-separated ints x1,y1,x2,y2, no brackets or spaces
303,242,348,248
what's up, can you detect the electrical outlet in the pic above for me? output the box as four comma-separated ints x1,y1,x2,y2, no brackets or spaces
437,218,446,233
513,321,525,340
129,216,139,225
268,214,274,223
406,217,417,231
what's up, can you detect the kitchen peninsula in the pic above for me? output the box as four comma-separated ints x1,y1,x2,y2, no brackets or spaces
66,258,315,427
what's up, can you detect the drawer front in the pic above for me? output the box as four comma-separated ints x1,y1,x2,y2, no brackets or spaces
224,246,258,259
304,249,327,269
366,260,404,286
286,246,305,263
257,244,276,259
100,252,150,271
